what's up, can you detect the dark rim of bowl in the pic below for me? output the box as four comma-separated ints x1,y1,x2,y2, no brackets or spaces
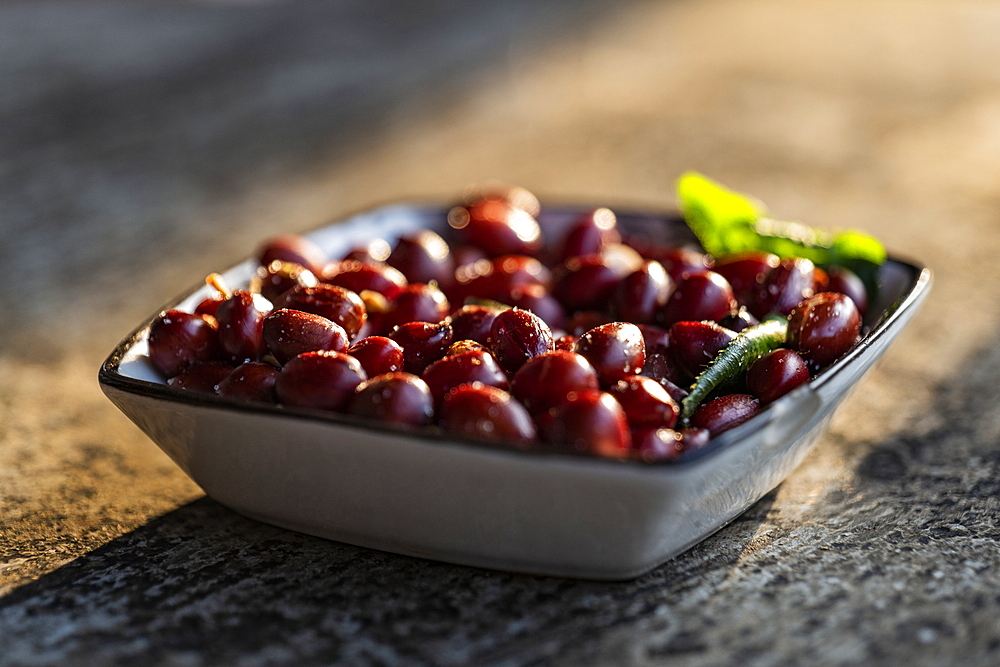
98,202,931,469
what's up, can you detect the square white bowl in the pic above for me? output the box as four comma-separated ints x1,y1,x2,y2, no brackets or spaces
100,203,931,580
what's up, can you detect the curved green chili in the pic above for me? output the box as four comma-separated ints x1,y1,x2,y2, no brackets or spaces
680,319,788,424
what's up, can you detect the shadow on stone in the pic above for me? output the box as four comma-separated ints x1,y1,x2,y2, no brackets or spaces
0,489,775,665
855,334,1000,485
857,446,908,480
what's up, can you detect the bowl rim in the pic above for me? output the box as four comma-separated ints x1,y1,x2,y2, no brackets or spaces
98,201,932,470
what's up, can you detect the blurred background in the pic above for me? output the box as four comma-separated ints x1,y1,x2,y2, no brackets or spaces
3,0,1000,664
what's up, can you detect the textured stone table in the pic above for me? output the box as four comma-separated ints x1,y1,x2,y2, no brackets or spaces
3,1,1000,664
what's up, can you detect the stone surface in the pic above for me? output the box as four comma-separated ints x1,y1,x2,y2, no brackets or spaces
3,0,1000,664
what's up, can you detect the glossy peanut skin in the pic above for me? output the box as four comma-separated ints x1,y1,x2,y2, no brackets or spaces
718,308,759,333
574,322,645,385
505,283,566,330
489,255,551,287
324,261,408,301
786,292,861,371
635,324,678,385
638,324,671,356
216,290,272,364
557,208,619,262
275,350,367,412
538,389,631,457
488,309,554,374
691,394,760,436
342,238,391,263
607,375,679,429
713,252,779,305
257,261,319,304
450,255,543,305
565,311,612,337
613,261,672,325
751,258,815,318
194,298,224,318
657,270,736,327
217,361,279,403
421,349,509,404
387,230,454,286
552,255,620,312
554,335,578,351
465,184,540,217
746,349,810,405
813,267,830,293
679,427,711,451
668,321,736,380
438,384,537,445
634,427,711,460
257,234,327,276
631,426,712,464
382,283,450,332
826,266,868,315
347,336,405,377
641,350,683,388
276,284,366,339
449,305,502,346
631,427,686,462
510,350,599,415
451,244,489,268
389,321,454,374
148,310,221,378
168,361,234,394
446,340,487,356
599,243,645,280
644,246,712,283
663,383,691,409
455,199,543,257
262,309,349,365
354,290,390,337
348,373,434,426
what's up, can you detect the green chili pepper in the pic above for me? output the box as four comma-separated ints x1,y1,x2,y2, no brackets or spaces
680,319,788,424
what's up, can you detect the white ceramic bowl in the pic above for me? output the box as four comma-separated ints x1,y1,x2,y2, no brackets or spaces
99,203,931,580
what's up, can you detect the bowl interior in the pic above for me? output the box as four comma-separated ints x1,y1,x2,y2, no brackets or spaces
102,202,929,465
